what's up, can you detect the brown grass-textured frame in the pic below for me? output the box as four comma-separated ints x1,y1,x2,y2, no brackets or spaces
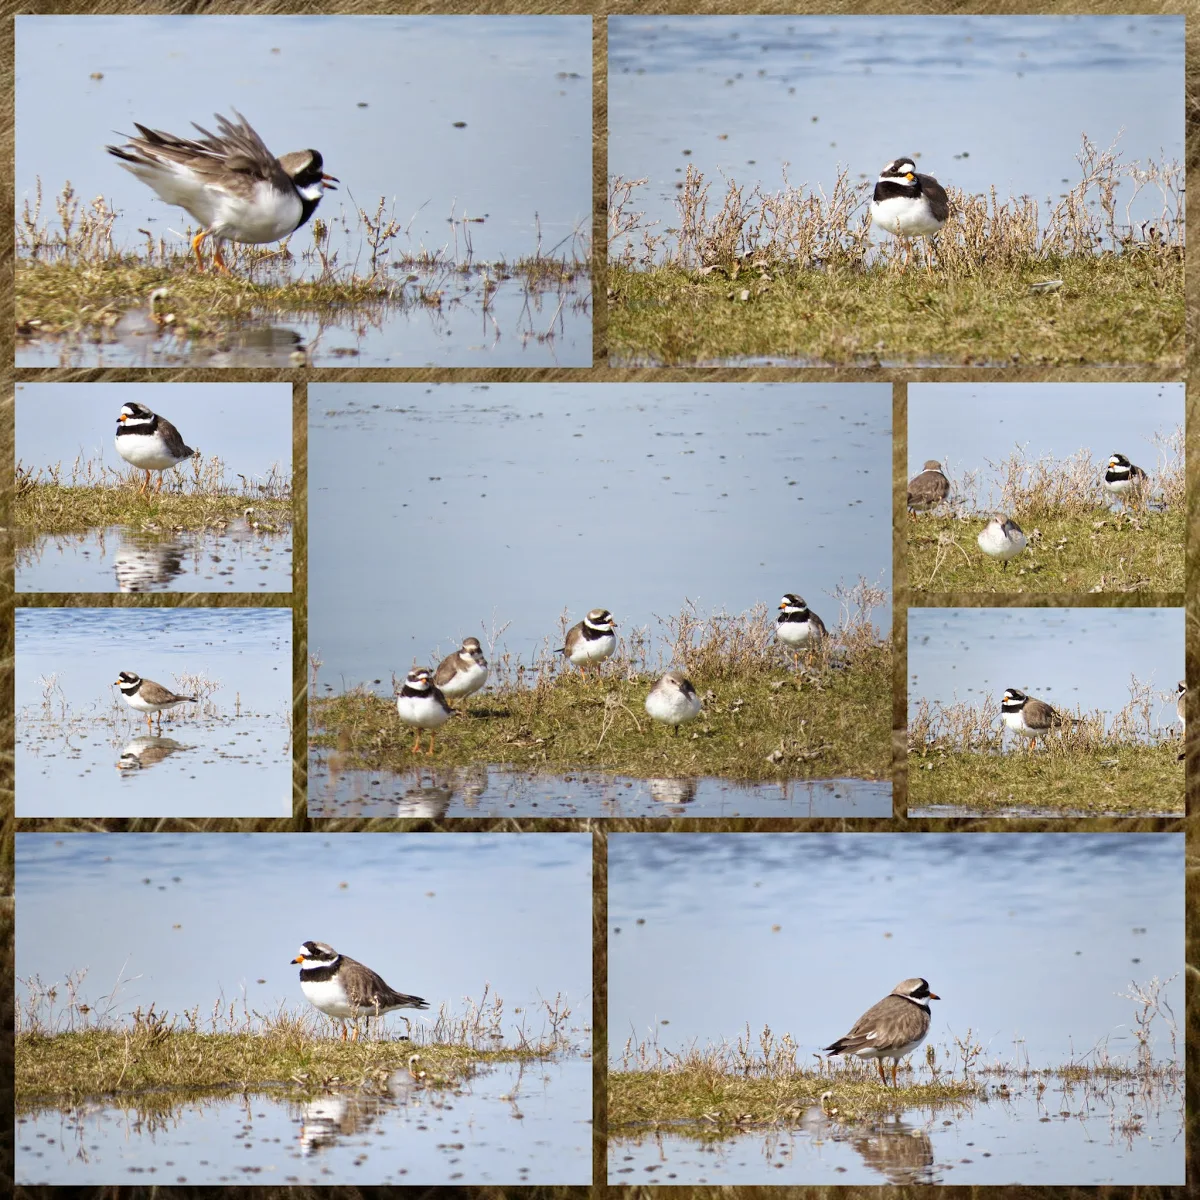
2,2,1198,1200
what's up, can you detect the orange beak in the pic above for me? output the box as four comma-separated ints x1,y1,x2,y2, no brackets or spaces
322,173,339,190
291,955,306,965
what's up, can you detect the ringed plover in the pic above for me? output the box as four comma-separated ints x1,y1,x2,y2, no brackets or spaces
645,670,703,734
907,460,951,511
292,940,428,1041
115,670,197,733
115,402,195,495
1000,687,1078,749
395,667,453,755
870,157,949,263
433,637,489,704
776,593,827,660
823,977,940,1087
107,109,337,273
977,515,1027,568
1103,453,1148,506
558,608,617,679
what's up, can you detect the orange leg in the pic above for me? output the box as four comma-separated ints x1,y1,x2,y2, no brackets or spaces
425,731,436,756
410,729,422,755
876,1059,888,1086
190,230,230,274
340,1023,348,1042
892,1060,899,1087
191,230,209,270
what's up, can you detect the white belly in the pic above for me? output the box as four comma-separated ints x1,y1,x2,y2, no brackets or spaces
396,694,451,730
645,687,701,727
871,195,943,238
1002,710,1038,738
438,661,488,699
301,976,354,1018
978,524,1025,559
569,634,615,665
115,433,180,471
777,619,819,648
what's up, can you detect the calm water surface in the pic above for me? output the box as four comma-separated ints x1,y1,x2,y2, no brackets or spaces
308,382,892,689
16,15,591,367
607,834,1182,1183
609,15,1182,255
16,833,591,1025
16,524,293,593
308,756,892,819
908,607,1183,737
611,1082,1181,1185
907,383,1183,510
19,1057,591,1185
16,608,292,817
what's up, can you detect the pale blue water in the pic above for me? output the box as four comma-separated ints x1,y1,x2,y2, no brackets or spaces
16,524,294,594
15,831,593,1184
308,759,893,819
907,382,1184,510
15,15,591,367
608,832,1182,1060
19,1057,592,1185
15,607,292,817
908,607,1184,736
308,382,892,688
16,833,592,1025
609,14,1183,256
15,381,292,489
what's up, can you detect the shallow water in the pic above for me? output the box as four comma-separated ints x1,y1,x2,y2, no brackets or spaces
15,273,590,369
15,608,292,817
608,14,1182,258
18,1056,591,1185
308,381,892,688
308,755,892,818
16,14,591,367
609,1081,1182,1185
16,523,293,593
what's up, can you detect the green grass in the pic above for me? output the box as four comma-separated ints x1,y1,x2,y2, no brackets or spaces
609,1067,977,1130
908,743,1183,814
908,510,1184,593
311,641,891,783
607,251,1183,367
15,1025,552,1106
15,481,292,535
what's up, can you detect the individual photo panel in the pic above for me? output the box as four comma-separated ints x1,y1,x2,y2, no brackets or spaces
309,382,893,818
608,832,1184,1186
906,383,1184,594
608,13,1182,368
15,382,293,593
908,607,1183,818
15,833,592,1184
15,14,590,368
15,607,292,817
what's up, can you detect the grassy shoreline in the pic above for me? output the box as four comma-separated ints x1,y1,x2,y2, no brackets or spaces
16,1027,559,1105
311,642,892,784
608,253,1183,367
908,744,1182,814
16,483,292,535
